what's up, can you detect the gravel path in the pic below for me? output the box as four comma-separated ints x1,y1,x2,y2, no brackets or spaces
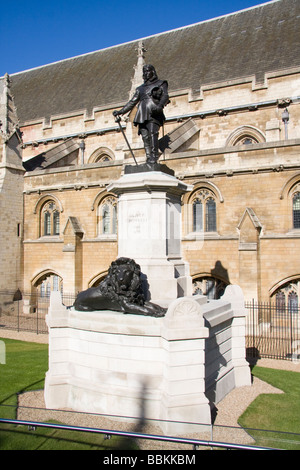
0,329,49,344
2,329,299,450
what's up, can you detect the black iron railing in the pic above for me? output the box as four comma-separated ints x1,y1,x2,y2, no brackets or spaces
0,290,75,334
245,300,300,361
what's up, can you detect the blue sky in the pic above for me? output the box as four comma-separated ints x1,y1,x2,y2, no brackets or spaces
1,0,273,77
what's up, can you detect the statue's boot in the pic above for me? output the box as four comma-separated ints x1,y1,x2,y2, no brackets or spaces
144,144,152,162
141,129,153,163
148,130,159,164
141,126,160,165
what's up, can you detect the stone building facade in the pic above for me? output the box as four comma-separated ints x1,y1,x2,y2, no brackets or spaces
0,75,25,292
1,0,300,305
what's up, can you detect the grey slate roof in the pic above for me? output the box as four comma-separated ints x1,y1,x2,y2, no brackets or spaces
10,0,300,125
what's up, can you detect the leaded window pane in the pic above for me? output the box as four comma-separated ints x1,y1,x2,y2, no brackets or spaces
46,282,51,297
53,211,60,235
44,211,51,236
53,276,59,291
206,198,216,232
193,200,203,232
112,204,117,234
293,193,300,229
276,291,286,313
40,282,46,297
102,204,110,234
288,292,298,314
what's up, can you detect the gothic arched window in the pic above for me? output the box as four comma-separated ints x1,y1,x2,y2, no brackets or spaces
36,273,63,297
192,190,217,233
272,281,299,314
88,147,115,164
226,126,265,147
41,201,60,236
97,197,117,236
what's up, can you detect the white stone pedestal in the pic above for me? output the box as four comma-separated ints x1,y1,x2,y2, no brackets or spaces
45,286,251,435
45,292,211,435
107,171,193,302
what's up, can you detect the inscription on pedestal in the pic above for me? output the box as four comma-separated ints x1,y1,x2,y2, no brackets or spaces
127,209,147,235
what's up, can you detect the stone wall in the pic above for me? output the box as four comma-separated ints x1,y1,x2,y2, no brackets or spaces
22,139,300,301
0,134,24,292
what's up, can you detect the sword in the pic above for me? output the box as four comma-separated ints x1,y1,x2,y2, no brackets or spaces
114,114,138,166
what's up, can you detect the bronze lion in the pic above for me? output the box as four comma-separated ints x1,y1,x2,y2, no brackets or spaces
73,257,166,317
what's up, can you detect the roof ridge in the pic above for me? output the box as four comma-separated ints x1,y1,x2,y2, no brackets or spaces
7,0,279,78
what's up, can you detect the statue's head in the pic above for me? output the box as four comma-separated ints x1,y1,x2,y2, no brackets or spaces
107,257,142,296
143,64,157,82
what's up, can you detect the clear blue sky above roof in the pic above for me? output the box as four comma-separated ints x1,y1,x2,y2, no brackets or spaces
0,0,274,77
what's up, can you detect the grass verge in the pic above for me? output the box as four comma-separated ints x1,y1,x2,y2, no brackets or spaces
238,366,300,449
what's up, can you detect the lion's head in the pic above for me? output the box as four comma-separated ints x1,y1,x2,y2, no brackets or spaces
99,257,145,305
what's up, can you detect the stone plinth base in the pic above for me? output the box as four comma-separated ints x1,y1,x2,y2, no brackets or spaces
45,293,210,435
44,286,251,435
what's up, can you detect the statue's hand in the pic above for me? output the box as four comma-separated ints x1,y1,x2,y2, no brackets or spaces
113,110,122,121
113,110,120,116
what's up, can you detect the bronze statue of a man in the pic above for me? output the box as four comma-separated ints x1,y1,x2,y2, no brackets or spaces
113,64,169,165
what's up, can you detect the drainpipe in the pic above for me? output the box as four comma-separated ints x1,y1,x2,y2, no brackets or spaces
282,108,289,140
79,140,85,165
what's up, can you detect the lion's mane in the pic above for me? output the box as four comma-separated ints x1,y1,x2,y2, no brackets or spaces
97,257,145,306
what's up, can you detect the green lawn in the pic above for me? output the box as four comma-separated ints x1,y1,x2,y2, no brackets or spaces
0,338,48,420
238,366,300,449
0,337,137,450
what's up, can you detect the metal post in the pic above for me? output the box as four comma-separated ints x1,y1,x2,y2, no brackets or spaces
36,296,39,334
252,298,255,354
17,301,20,332
290,304,293,361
